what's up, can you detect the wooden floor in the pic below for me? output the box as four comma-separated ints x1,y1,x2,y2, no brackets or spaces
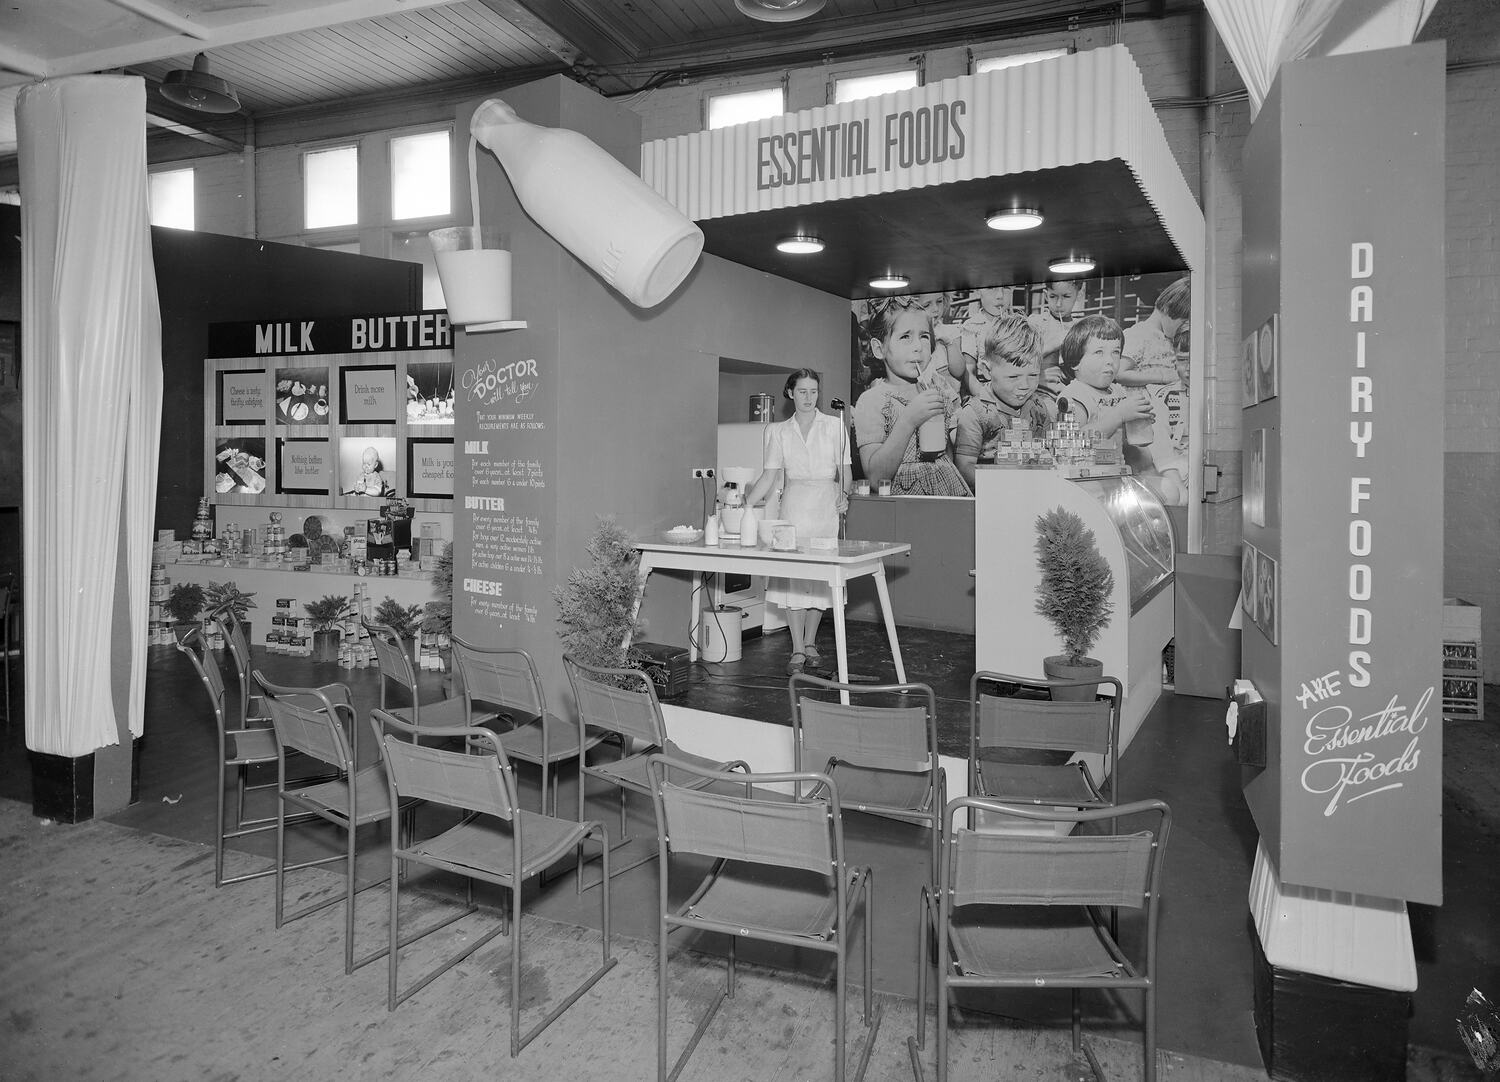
0,631,1494,1079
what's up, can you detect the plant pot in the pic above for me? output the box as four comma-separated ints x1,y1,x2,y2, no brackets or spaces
1043,655,1104,701
312,628,341,663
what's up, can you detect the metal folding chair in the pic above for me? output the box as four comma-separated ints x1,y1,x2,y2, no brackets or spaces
648,755,880,1082
967,670,1123,816
451,636,605,815
790,673,946,884
255,670,408,974
912,797,1172,1082
565,655,747,891
174,626,294,886
365,619,496,731
377,710,616,1054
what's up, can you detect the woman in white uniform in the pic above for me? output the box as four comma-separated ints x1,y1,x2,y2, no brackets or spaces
745,368,852,674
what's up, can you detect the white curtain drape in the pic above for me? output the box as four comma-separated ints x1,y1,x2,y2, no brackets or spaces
1205,0,1440,117
18,75,163,756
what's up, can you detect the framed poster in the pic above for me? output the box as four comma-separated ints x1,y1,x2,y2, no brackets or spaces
1247,428,1268,528
405,360,455,424
406,438,454,498
219,369,266,425
340,364,398,424
1241,331,1259,407
1240,543,1259,625
274,366,329,425
276,438,331,496
213,438,267,495
1255,551,1280,645
340,436,398,498
1258,315,1279,400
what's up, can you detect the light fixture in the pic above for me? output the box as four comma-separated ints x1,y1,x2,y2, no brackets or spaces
869,274,910,291
1048,254,1096,275
735,0,827,22
986,207,1044,231
776,234,825,255
160,53,242,114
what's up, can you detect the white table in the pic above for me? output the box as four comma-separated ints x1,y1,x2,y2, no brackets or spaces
633,538,912,699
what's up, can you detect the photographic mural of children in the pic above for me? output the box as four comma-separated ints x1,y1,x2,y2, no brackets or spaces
1137,321,1192,505
1026,278,1084,392
1055,314,1155,455
852,301,970,496
1117,275,1190,388
953,315,1055,491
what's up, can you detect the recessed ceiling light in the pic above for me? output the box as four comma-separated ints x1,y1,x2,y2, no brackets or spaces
869,274,910,290
776,234,825,255
1047,254,1096,274
735,0,826,22
986,208,1044,231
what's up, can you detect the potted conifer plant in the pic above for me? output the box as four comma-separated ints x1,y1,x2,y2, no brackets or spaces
1033,505,1115,700
304,594,351,663
553,517,646,674
203,580,256,641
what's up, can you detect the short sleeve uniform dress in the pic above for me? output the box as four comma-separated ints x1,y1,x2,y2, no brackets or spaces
763,411,851,610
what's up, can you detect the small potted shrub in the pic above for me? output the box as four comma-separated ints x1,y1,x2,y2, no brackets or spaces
1033,505,1115,700
553,517,646,675
375,596,425,642
164,582,207,642
203,580,256,640
304,594,352,663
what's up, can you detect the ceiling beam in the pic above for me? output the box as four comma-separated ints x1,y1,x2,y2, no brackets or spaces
144,111,244,153
473,0,647,67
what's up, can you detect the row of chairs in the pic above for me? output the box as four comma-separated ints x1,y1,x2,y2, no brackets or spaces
176,619,1168,1079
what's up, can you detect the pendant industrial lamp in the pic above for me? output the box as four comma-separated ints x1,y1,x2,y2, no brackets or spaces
160,53,241,114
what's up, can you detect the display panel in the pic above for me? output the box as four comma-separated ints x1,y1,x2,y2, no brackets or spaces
274,366,329,425
214,438,267,495
340,365,398,424
339,436,398,498
277,437,331,495
218,369,266,425
406,438,454,497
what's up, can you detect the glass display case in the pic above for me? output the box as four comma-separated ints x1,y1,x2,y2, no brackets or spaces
1074,476,1175,613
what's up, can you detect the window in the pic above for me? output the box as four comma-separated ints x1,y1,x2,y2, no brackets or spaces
975,48,1070,74
304,145,358,229
707,86,785,129
390,130,451,220
149,168,194,230
834,69,917,104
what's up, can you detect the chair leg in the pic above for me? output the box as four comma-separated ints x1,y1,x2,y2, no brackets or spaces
215,764,229,888
1145,986,1156,1082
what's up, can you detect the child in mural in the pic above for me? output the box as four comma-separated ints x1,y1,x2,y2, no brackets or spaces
346,445,396,498
1137,321,1193,505
852,302,971,496
1117,274,1190,387
1026,278,1085,392
957,285,1018,373
953,315,1055,491
1055,314,1155,455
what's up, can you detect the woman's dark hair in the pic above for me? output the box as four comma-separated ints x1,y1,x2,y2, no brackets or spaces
1057,314,1124,382
783,368,822,400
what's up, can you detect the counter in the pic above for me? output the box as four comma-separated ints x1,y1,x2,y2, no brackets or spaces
843,495,974,633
